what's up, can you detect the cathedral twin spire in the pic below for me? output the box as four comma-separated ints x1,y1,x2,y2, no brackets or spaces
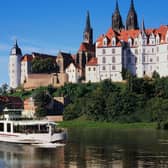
83,11,93,45
112,0,124,32
112,0,139,32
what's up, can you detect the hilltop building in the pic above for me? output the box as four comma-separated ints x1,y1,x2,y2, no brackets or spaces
86,0,168,83
9,12,94,89
9,0,168,88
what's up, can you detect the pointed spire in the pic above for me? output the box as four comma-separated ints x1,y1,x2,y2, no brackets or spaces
115,0,119,12
83,11,93,44
141,18,146,36
11,40,22,55
85,11,91,32
15,40,18,48
130,0,135,10
112,0,124,32
142,17,145,31
126,0,139,30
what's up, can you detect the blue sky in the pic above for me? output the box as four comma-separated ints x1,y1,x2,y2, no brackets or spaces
0,0,168,85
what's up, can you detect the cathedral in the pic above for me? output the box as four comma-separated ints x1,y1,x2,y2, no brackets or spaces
9,0,168,89
86,0,168,82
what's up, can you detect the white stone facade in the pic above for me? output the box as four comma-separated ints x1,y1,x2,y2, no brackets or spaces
9,42,22,89
96,46,123,82
86,26,168,83
65,63,82,83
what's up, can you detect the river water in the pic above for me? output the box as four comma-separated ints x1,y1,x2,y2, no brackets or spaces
1,128,168,168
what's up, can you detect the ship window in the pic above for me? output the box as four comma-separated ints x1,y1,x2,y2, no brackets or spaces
0,123,4,132
7,123,11,132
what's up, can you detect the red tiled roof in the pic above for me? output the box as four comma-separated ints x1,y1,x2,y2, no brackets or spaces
97,25,168,48
79,42,90,52
86,57,97,66
21,55,33,62
78,42,95,53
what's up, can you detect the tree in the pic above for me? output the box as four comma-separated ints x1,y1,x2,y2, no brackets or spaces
33,90,52,118
0,83,9,95
31,57,57,73
152,71,160,79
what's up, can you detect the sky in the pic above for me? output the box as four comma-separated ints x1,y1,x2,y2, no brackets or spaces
0,0,168,85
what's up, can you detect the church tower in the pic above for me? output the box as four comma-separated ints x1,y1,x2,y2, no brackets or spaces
112,0,124,32
126,0,139,30
83,11,93,45
9,41,22,89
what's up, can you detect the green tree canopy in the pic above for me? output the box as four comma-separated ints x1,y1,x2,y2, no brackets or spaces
31,57,57,73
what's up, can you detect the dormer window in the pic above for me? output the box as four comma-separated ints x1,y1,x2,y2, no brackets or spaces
156,35,160,45
103,37,108,46
128,38,132,47
112,37,116,46
149,33,155,45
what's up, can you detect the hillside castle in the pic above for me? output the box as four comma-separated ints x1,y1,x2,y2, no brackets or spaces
9,0,168,89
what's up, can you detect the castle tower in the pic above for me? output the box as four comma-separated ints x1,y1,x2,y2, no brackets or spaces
112,0,124,32
9,41,22,89
83,11,93,45
126,0,139,30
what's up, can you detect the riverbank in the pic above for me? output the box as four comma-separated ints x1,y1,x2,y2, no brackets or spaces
59,119,157,129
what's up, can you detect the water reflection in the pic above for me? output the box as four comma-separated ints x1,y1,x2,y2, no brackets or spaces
0,128,168,167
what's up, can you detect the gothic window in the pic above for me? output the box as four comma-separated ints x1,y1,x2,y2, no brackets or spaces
88,67,91,71
135,57,138,64
102,57,106,64
157,57,159,62
112,57,116,63
102,49,106,54
152,48,154,53
112,48,115,54
93,67,96,71
157,47,159,53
